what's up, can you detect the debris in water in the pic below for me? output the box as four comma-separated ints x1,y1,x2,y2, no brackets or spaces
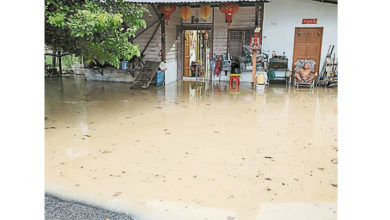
318,167,325,171
112,192,121,197
265,178,272,181
264,156,273,159
331,184,338,188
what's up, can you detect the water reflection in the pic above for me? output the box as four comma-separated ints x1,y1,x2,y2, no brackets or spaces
45,76,338,220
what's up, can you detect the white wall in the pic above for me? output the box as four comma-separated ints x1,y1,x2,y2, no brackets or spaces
165,61,178,84
262,0,337,70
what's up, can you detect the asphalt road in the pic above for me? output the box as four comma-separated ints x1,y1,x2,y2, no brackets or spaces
45,194,134,220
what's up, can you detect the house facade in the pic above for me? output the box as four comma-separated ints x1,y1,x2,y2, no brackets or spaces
130,0,337,84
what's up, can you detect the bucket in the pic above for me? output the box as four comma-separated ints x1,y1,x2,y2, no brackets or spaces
156,70,165,86
121,61,128,70
256,73,265,85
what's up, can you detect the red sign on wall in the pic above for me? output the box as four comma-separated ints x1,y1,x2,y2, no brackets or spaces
302,18,317,24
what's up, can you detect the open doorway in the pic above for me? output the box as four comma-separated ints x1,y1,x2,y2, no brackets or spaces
183,30,211,79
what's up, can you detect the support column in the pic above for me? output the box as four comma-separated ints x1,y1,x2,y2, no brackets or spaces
161,17,166,62
260,2,264,43
255,2,259,27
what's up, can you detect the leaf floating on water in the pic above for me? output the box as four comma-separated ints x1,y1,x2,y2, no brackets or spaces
265,178,272,181
264,156,273,159
318,167,325,171
331,184,338,188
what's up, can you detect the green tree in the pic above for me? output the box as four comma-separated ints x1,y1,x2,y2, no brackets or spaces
45,0,148,68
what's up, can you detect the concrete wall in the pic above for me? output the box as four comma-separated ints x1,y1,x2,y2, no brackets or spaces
84,68,135,83
262,0,337,70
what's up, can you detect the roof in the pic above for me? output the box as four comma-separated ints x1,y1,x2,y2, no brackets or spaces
125,0,270,3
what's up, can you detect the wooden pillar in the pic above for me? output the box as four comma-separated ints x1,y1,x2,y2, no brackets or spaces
255,2,259,27
161,17,166,62
210,7,215,81
260,2,264,43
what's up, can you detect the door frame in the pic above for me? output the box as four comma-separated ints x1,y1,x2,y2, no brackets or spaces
177,24,213,80
292,27,323,74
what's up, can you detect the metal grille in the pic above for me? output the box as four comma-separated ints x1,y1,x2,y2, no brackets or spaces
228,30,255,59
229,30,243,59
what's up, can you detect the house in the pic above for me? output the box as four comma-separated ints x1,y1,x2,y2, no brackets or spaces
129,0,337,85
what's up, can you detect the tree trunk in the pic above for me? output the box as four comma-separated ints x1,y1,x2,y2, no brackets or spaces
52,50,56,68
58,51,62,75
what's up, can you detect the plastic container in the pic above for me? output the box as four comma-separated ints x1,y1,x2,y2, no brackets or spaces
156,70,165,86
121,61,128,70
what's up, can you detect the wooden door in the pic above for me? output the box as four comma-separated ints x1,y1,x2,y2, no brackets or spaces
292,27,323,74
184,31,191,77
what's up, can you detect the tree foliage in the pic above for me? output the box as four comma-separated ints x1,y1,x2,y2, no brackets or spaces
45,0,148,68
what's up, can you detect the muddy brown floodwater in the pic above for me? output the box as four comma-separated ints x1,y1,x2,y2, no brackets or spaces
45,76,337,220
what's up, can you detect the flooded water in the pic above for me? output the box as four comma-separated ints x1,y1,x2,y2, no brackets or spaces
45,76,338,220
